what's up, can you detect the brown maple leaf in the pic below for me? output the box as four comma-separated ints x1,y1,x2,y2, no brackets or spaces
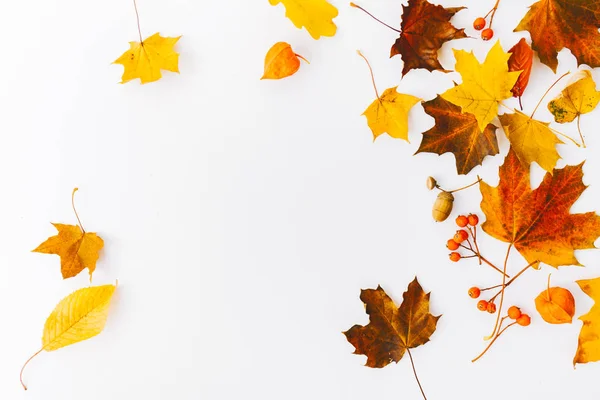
480,148,600,268
507,38,534,104
344,277,440,368
515,0,600,72
416,95,499,175
351,0,466,76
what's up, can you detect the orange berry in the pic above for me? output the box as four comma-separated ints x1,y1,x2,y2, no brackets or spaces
517,314,531,326
486,302,497,313
449,252,461,262
447,239,460,251
455,215,468,227
477,300,488,311
508,306,522,320
468,214,479,226
481,28,494,41
468,287,481,299
473,17,486,30
454,230,469,243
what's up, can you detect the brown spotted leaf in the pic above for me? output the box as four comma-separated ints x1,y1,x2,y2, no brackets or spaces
344,277,440,368
391,0,466,76
480,148,600,268
416,95,499,175
515,0,600,72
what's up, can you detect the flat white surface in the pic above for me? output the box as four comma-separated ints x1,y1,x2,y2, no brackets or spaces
1,0,600,398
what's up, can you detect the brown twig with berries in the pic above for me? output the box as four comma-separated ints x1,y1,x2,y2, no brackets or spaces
445,212,539,361
473,0,500,41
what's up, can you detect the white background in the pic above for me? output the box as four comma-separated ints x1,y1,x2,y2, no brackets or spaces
1,0,600,398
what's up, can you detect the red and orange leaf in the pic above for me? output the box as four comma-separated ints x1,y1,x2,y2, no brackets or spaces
343,278,440,368
392,0,466,76
416,95,499,175
480,148,600,268
515,0,600,72
508,38,534,99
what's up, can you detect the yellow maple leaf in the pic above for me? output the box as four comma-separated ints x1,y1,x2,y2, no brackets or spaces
269,0,338,39
498,110,563,173
548,70,600,147
32,189,104,279
113,33,181,84
20,284,117,390
442,41,521,131
363,87,420,141
574,277,600,365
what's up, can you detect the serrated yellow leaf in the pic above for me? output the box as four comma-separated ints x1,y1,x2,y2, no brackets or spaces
269,0,338,39
498,110,563,173
113,33,181,84
441,41,521,131
362,87,420,141
20,284,116,390
574,277,600,365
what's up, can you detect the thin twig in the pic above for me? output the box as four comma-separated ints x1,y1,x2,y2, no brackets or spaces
350,3,401,33
133,0,143,43
71,188,85,233
485,244,512,340
531,71,570,119
356,50,380,100
472,321,517,362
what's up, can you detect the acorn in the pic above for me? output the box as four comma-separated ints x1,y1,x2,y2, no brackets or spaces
426,176,437,190
432,191,454,222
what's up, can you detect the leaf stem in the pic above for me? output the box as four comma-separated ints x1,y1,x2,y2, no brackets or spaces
357,50,380,100
72,188,85,233
350,3,402,33
468,226,482,265
20,348,44,390
133,0,143,43
577,115,586,148
407,349,428,400
295,53,310,64
549,126,581,147
485,244,512,340
530,71,570,119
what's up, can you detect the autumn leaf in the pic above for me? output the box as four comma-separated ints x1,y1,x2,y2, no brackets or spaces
508,38,534,103
480,148,600,268
548,70,600,147
416,95,499,175
351,0,466,76
344,278,440,367
20,284,117,390
357,51,420,141
113,33,181,84
269,0,337,39
574,277,600,365
441,41,521,131
498,110,563,173
535,282,575,324
261,42,308,80
515,0,600,72
32,189,104,279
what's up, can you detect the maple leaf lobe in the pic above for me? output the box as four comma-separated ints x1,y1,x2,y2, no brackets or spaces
392,0,466,76
344,278,440,368
417,95,499,175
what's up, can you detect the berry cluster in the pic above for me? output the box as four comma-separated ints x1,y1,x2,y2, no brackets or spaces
444,211,536,361
473,0,500,41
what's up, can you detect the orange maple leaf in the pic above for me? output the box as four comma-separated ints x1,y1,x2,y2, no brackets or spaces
480,149,600,268
515,0,600,72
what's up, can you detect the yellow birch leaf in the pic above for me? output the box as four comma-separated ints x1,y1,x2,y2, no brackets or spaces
20,284,117,390
498,110,563,173
362,87,420,141
269,0,338,39
441,41,521,131
574,277,600,365
113,33,181,84
548,71,600,123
